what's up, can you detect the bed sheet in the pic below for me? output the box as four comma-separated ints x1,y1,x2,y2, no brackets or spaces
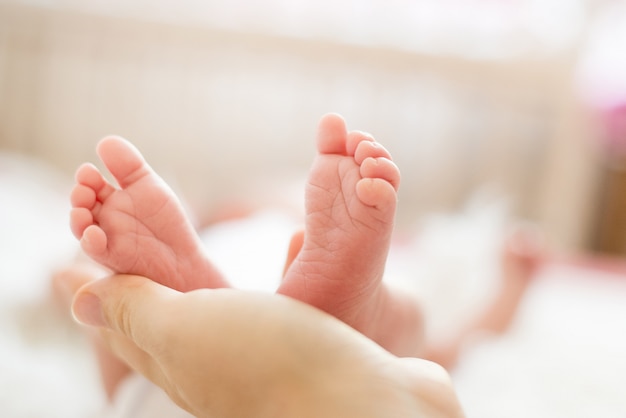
0,153,105,417
453,261,626,418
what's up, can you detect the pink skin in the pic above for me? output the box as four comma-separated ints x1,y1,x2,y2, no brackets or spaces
70,138,228,292
70,113,423,355
64,113,540,401
51,264,131,401
277,114,423,355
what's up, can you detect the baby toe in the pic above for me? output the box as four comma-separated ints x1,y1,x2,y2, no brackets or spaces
346,130,375,156
356,178,397,211
360,157,401,191
316,113,349,155
354,140,392,165
75,163,115,201
81,225,108,255
71,184,97,208
70,207,94,239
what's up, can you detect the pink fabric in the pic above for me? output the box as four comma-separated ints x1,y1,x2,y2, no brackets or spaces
600,100,626,155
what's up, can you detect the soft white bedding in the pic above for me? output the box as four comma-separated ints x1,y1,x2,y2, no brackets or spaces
1,153,625,417
0,153,105,417
454,263,626,417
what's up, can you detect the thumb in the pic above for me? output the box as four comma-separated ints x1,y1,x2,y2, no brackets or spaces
72,274,179,351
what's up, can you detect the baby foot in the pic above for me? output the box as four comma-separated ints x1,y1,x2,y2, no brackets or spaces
278,114,401,334
70,137,228,292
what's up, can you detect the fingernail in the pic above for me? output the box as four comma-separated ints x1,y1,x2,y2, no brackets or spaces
72,292,106,327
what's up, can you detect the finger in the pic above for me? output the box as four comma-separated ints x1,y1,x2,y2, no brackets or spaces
99,327,169,392
71,274,179,392
52,264,133,399
72,274,179,353
394,357,465,418
51,263,105,309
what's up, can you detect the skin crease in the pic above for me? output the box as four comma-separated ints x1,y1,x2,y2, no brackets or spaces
72,274,465,418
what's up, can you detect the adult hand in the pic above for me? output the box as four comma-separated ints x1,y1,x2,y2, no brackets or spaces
72,274,464,418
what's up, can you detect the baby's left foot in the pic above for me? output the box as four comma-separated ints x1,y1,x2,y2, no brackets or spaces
70,137,228,292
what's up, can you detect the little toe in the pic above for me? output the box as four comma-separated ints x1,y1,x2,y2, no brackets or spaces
71,184,97,209
354,140,392,165
356,177,397,211
316,113,348,155
70,207,94,239
97,136,152,189
360,157,401,191
81,225,108,255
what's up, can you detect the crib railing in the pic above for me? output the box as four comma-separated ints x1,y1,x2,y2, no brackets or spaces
0,3,599,251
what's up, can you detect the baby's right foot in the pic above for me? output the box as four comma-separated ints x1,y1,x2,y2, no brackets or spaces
279,114,424,355
70,137,228,292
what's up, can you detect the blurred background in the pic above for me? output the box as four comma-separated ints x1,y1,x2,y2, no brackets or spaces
2,0,626,254
1,0,626,417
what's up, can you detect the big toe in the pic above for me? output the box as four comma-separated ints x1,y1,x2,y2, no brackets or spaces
97,136,152,189
317,113,348,155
